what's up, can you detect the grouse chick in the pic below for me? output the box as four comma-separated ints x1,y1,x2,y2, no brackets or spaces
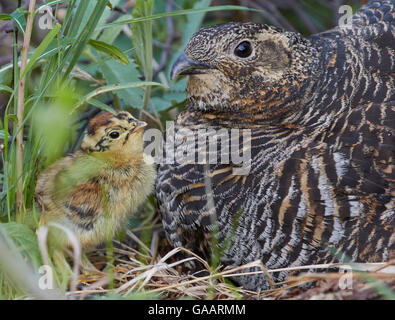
36,111,156,250
157,0,395,290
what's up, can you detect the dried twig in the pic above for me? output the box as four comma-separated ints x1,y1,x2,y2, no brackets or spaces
64,234,395,300
37,223,82,295
288,272,395,282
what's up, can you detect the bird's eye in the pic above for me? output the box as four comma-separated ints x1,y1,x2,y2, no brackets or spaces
109,131,120,139
234,41,252,58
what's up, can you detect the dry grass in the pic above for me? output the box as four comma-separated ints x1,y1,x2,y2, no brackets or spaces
61,231,395,300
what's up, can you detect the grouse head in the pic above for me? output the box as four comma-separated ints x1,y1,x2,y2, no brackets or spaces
81,111,147,157
171,22,319,119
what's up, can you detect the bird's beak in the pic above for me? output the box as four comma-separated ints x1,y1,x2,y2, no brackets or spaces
133,121,147,133
170,52,213,80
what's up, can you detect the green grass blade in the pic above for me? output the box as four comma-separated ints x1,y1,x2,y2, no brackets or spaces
10,8,27,36
102,5,263,29
71,81,164,114
34,0,69,14
132,0,154,78
66,0,90,38
132,0,154,117
88,39,129,65
87,98,117,114
62,0,108,80
0,85,13,93
0,14,11,21
21,23,62,79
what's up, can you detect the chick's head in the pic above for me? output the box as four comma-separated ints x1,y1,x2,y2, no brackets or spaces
171,22,318,115
81,111,146,158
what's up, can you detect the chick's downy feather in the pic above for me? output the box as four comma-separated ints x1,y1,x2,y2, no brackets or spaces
36,111,156,250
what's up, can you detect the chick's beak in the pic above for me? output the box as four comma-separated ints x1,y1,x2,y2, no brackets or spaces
170,52,213,80
133,121,147,133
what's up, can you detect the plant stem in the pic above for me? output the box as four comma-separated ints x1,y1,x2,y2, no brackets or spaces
136,0,154,120
16,0,37,215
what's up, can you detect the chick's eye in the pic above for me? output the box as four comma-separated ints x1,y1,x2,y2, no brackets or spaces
109,131,120,139
234,41,252,58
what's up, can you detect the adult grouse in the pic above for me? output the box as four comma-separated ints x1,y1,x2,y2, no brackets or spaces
156,0,395,290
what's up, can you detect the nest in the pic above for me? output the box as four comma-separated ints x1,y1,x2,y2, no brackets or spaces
62,230,395,300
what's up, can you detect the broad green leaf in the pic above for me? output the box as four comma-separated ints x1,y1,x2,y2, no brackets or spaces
0,222,42,268
21,23,62,79
151,92,186,112
71,81,164,114
100,58,144,108
97,15,125,44
88,39,129,65
184,0,212,42
10,7,27,35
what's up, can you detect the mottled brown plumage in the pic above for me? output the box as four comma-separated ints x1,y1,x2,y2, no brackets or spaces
36,111,156,250
156,0,395,290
